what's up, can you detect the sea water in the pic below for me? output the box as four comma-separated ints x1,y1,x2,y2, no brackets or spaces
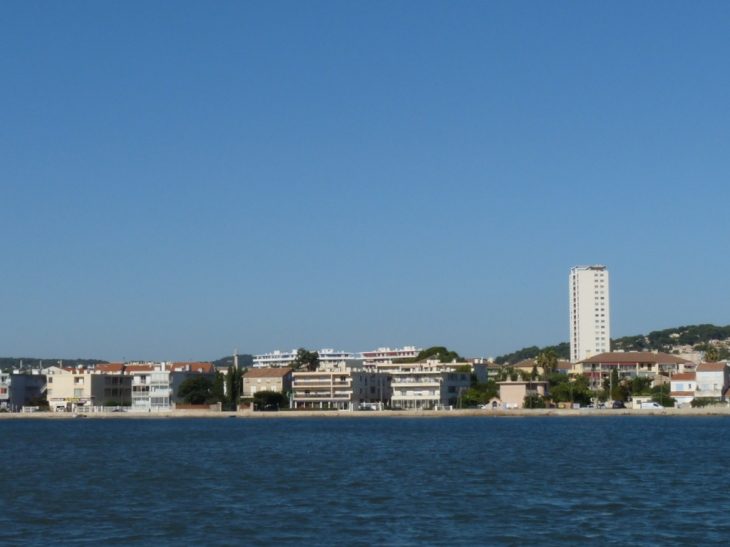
1,416,729,546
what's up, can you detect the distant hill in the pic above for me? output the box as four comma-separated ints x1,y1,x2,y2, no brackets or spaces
494,343,570,366
211,354,254,369
0,357,108,371
494,324,730,366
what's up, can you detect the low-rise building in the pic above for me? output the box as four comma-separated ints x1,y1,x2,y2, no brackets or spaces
243,367,293,397
292,361,388,410
496,380,549,409
669,372,696,406
0,371,46,411
695,362,729,401
575,352,696,390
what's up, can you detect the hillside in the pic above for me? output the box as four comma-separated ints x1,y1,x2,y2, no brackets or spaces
211,354,254,368
494,324,730,365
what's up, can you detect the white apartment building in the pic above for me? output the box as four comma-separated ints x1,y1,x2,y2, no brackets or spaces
359,346,422,365
253,349,357,368
380,360,471,410
570,265,611,362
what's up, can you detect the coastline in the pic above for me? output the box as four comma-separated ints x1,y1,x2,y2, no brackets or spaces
2,407,730,419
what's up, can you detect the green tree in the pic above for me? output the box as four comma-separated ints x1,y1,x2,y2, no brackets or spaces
536,350,558,376
225,365,243,407
291,349,320,371
177,376,214,405
523,393,547,409
253,390,288,410
704,346,720,363
211,370,225,402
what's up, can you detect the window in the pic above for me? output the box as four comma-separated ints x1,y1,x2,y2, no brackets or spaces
74,388,83,397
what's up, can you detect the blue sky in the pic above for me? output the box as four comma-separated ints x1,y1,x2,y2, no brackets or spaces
2,1,729,361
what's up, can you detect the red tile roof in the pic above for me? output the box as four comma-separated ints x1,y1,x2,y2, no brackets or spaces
696,362,728,372
125,365,155,373
669,391,695,397
169,362,213,373
670,372,696,382
94,363,125,373
581,352,691,365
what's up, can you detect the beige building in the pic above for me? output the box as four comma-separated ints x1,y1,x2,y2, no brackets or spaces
496,380,549,409
243,367,293,397
47,370,132,411
292,361,388,410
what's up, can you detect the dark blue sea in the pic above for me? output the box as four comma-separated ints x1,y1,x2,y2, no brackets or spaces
1,416,729,546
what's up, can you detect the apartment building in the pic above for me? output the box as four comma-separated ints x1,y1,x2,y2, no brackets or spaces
243,367,293,397
0,371,46,411
695,362,729,401
47,370,132,411
291,361,388,410
570,265,611,362
359,346,422,365
253,349,357,368
130,362,214,410
574,351,695,390
381,360,471,410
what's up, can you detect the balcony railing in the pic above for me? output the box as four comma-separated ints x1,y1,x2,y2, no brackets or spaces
292,393,351,399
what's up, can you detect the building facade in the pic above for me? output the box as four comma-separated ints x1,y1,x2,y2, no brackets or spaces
253,349,357,368
695,362,729,401
359,346,422,365
575,351,695,391
381,361,471,410
669,372,696,406
291,361,389,410
0,372,46,411
570,265,611,362
243,367,293,397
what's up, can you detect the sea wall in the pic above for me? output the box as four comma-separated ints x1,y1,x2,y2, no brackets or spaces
2,406,730,419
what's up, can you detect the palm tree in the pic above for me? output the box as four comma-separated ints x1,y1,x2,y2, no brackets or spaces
704,346,720,363
536,350,558,376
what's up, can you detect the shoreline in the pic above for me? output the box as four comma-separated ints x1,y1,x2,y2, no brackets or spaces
2,407,730,419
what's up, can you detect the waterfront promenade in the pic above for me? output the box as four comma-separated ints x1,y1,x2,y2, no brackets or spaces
2,407,730,419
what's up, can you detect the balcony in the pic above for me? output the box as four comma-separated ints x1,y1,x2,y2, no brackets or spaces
292,379,351,387
292,393,351,400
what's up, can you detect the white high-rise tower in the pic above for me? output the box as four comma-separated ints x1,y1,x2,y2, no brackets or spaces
570,265,610,362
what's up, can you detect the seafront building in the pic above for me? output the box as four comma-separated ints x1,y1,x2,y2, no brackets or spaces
291,360,389,410
253,349,357,368
43,362,213,412
378,360,471,410
669,372,696,406
570,265,611,362
0,370,46,411
243,367,293,397
694,362,730,401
